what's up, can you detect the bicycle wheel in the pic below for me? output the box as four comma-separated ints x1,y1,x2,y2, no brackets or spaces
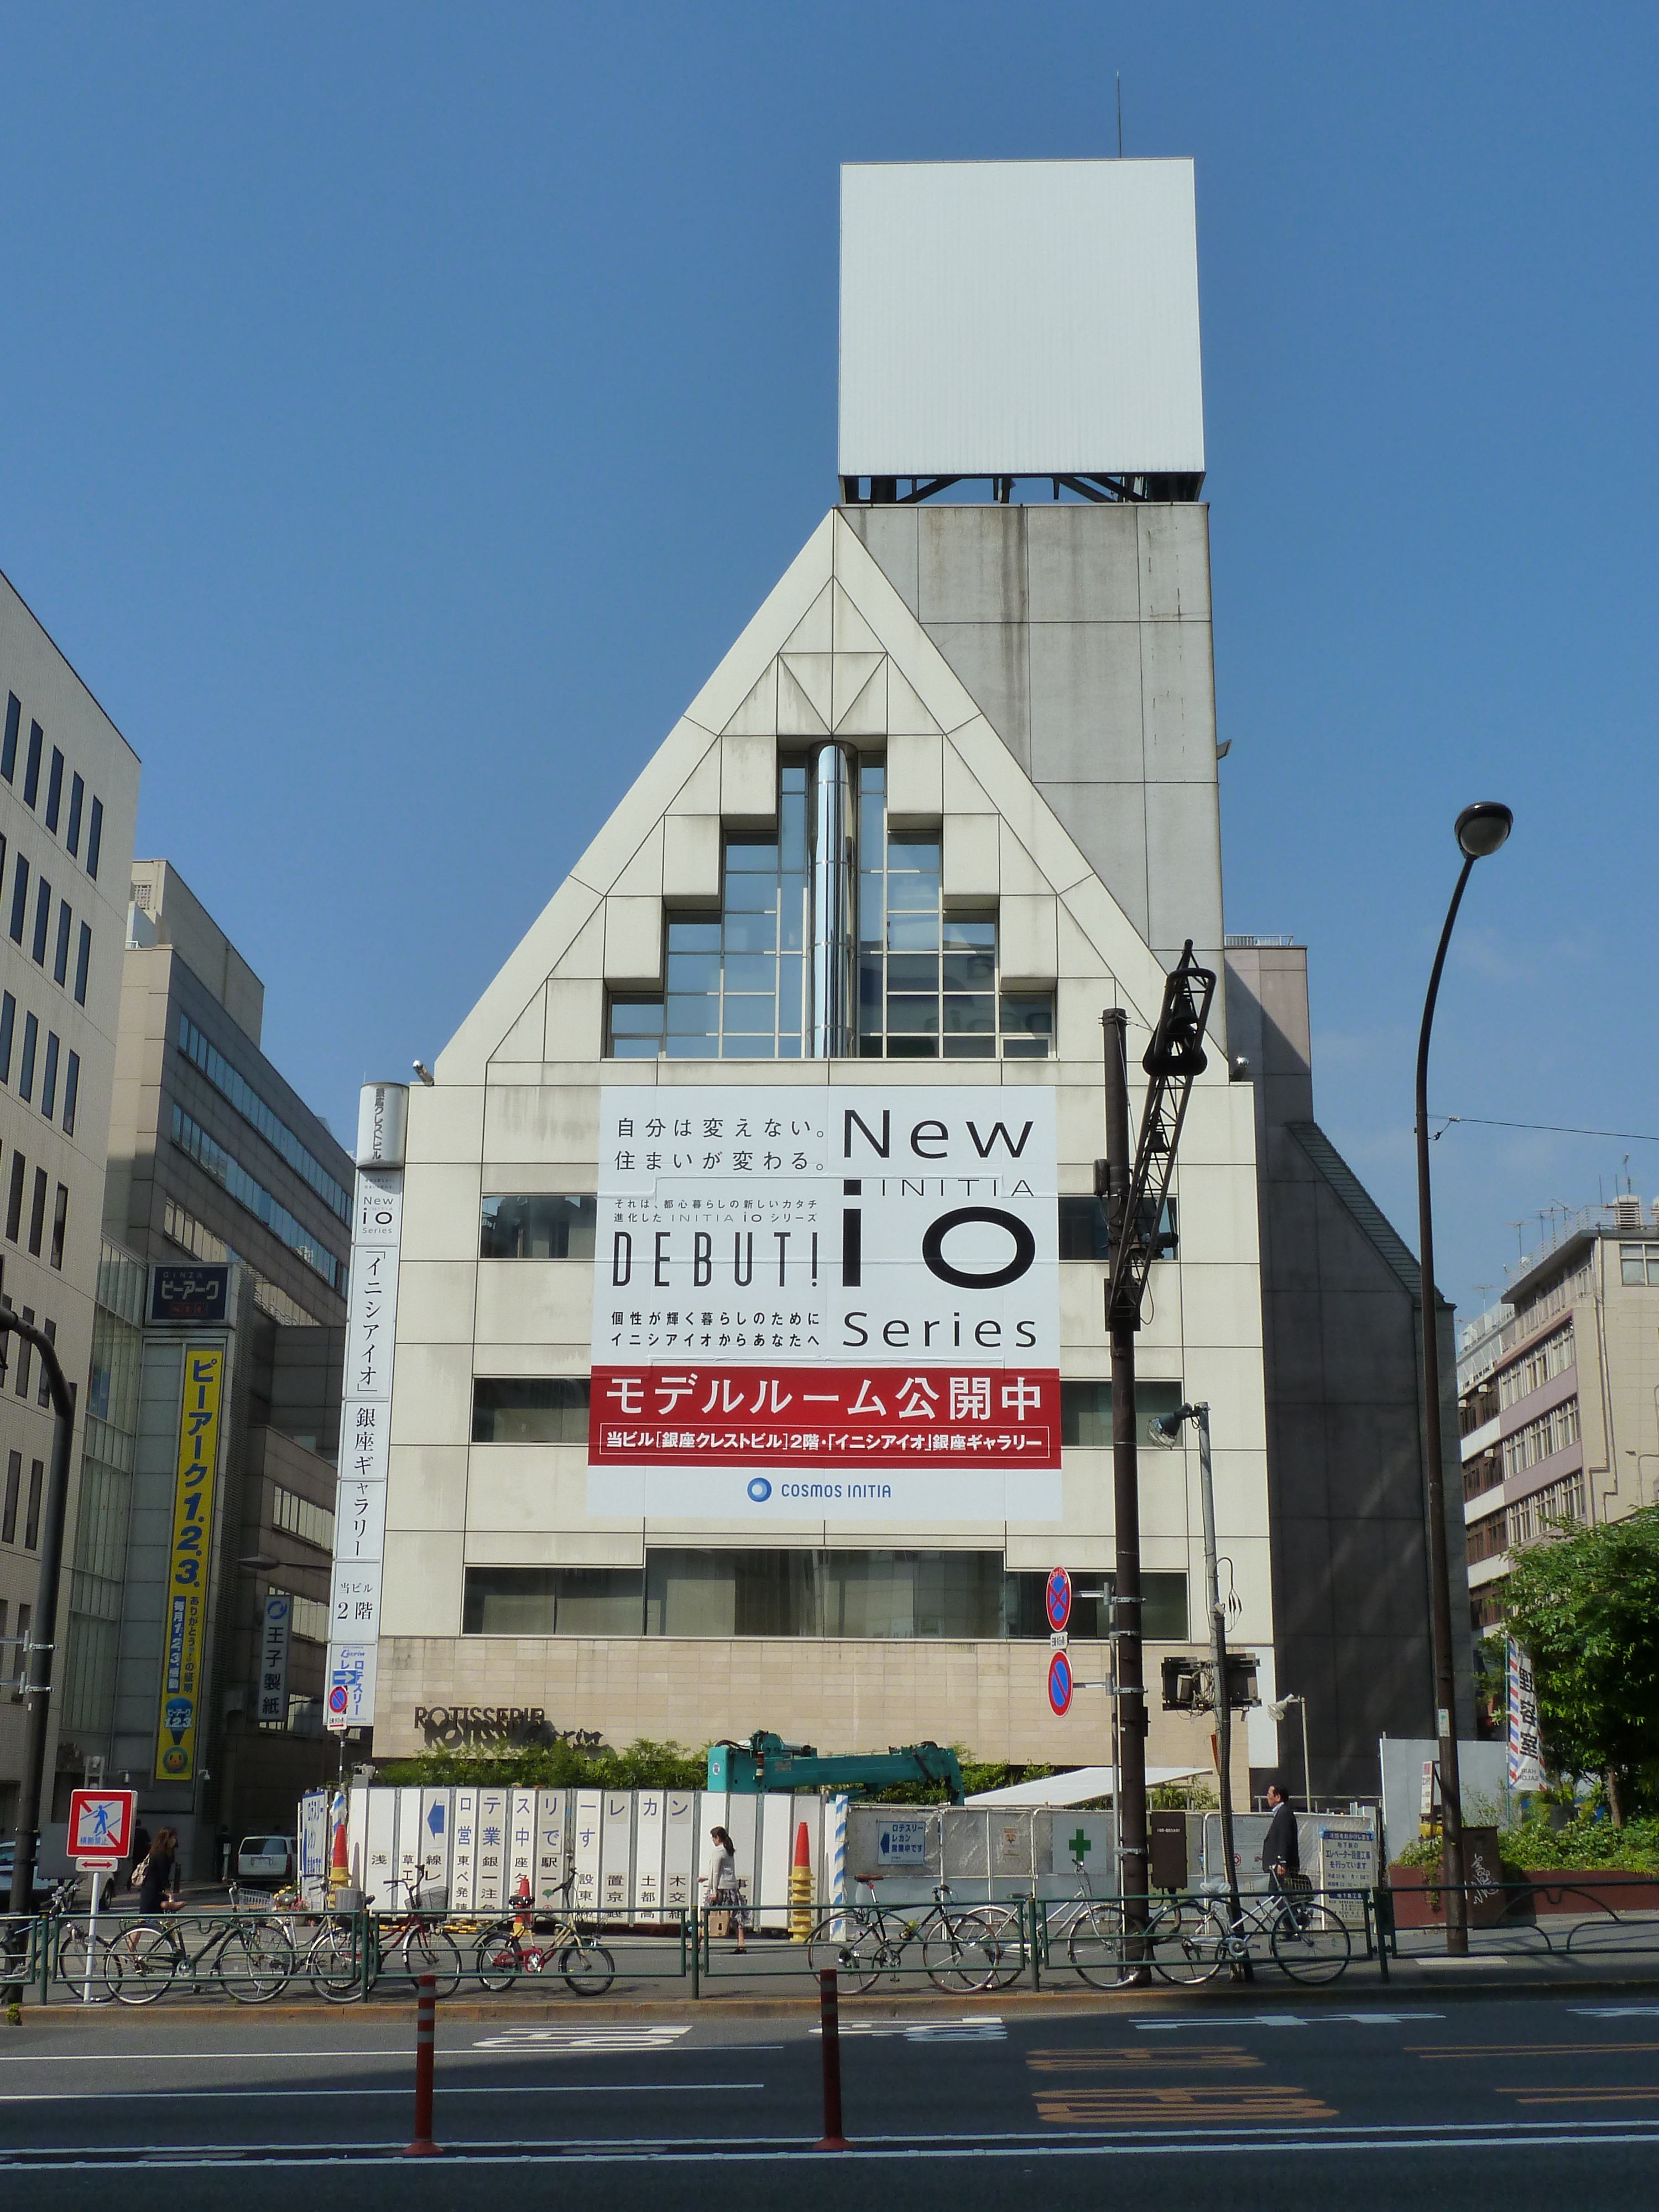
55,1924,122,2002
1150,1901,1228,1986
974,1903,1027,1990
221,1917,296,2003
805,1912,883,1995
924,1911,999,1994
1271,1901,1352,1985
1068,1902,1141,1990
306,1919,363,2002
399,1922,462,1999
114,1927,179,2006
560,1941,615,1995
474,1920,523,1994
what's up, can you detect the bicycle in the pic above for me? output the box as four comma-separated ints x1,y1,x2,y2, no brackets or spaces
116,1886,296,2005
474,1879,615,1996
306,1873,462,2001
805,1879,1000,1994
1150,1877,1352,1986
40,1875,123,2002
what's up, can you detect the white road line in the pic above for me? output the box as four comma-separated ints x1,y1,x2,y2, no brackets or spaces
813,2014,1005,2040
473,2026,693,2050
1135,2011,1443,2030
1573,2006,1659,2018
0,2081,763,2104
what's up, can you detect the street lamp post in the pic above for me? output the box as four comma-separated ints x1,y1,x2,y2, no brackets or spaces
1416,799,1512,1958
1,1311,75,2002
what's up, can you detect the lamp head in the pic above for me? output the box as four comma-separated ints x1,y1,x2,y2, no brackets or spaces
1150,1406,1192,1445
1455,802,1513,860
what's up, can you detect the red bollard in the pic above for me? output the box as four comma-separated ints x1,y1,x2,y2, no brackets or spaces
816,1965,848,2151
406,1972,440,2157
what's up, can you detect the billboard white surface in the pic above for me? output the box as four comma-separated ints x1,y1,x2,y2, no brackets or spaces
589,1084,1060,1521
839,159,1204,479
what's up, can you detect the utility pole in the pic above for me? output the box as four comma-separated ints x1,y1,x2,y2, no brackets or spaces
1102,1009,1148,1954
2,1312,75,2004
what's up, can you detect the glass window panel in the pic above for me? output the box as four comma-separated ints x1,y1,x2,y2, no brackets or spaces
608,1000,664,1034
726,839,779,872
1003,1036,1049,1060
663,1035,712,1058
944,915,997,950
887,912,940,952
721,994,775,1034
1648,1252,1659,1287
943,1035,995,1058
720,1036,775,1060
776,957,804,1038
462,1567,643,1636
858,957,884,1016
1060,1378,1183,1448
1058,1195,1110,1261
471,1377,589,1444
666,994,719,1034
943,950,995,992
885,873,940,912
723,911,775,953
886,995,939,1035
779,791,806,858
667,918,721,952
779,877,807,952
943,994,995,1034
722,952,776,993
858,872,884,945
885,1035,937,1059
1001,994,1054,1039
778,1036,802,1058
888,835,940,873
665,950,721,994
887,953,939,992
724,872,779,912
480,1194,597,1259
1622,1248,1645,1285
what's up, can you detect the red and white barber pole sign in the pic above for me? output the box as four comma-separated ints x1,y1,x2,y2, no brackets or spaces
69,1788,137,1870
588,1087,1060,1523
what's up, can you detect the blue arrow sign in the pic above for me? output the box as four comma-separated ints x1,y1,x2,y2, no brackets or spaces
427,1802,445,1835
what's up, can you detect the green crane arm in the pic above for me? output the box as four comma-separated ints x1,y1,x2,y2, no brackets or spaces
706,1732,965,1804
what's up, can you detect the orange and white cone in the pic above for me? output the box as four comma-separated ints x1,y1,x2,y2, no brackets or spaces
789,1819,814,1941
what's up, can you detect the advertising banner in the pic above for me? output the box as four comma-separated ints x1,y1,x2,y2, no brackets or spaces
588,1084,1060,1521
154,1343,226,1781
256,1591,291,1726
1507,1638,1544,1791
326,1160,403,1731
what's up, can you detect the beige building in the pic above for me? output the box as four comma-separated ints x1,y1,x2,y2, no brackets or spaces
1461,1195,1659,1636
0,565,139,1830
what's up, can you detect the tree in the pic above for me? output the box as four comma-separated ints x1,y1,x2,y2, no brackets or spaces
1500,1504,1659,1825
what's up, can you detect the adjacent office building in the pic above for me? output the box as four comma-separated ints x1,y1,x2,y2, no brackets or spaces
54,862,352,1865
0,568,138,1834
343,161,1469,1795
1459,1193,1659,1637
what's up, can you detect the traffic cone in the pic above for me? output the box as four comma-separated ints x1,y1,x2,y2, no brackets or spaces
329,1790,349,1895
789,1819,813,1940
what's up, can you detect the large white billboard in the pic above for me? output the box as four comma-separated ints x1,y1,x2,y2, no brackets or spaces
589,1085,1060,1522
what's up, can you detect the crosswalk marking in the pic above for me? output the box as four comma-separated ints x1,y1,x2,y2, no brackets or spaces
1029,2047,1261,2072
812,2015,1005,2042
472,2026,693,2052
1136,2011,1441,2030
1036,2084,1336,2125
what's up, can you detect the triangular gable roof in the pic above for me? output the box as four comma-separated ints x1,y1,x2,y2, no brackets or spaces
439,510,1173,1081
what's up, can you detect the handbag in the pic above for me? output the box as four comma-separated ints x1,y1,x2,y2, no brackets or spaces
128,1855,150,1891
706,1899,731,1938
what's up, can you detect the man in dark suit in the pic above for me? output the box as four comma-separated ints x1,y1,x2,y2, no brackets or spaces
1261,1778,1299,1895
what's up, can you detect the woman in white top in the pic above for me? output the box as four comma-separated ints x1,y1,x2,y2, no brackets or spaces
706,1825,748,1952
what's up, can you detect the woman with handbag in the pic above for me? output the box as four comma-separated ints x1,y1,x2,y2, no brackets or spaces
706,1825,747,1953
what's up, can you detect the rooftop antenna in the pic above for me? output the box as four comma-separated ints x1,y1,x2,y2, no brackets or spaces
1117,72,1123,157
1507,1220,1526,1261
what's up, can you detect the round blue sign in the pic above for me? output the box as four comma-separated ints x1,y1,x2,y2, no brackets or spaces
1045,1566,1072,1634
747,1477,773,1502
1047,1650,1073,1718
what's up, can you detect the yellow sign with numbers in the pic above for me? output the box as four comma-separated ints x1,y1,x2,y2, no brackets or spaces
154,1343,225,1782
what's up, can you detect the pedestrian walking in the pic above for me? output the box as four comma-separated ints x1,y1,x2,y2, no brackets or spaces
1261,1779,1300,1896
123,1815,152,1908
706,1825,748,1952
127,1826,181,1948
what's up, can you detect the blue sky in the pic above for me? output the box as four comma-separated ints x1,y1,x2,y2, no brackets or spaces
0,3,1653,1319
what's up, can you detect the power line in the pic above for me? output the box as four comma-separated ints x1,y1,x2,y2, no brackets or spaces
1432,1113,1659,1144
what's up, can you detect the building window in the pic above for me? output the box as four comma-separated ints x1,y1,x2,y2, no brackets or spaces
13,1307,33,1396
1060,1377,1186,1448
30,878,50,966
606,759,1053,1060
1499,1323,1575,1408
0,697,17,782
480,1194,597,1259
62,1051,78,1136
66,773,83,857
160,1197,324,1328
45,749,63,833
27,1170,46,1258
1466,1514,1508,1564
40,1035,58,1122
4,1156,24,1243
1463,1447,1503,1504
49,1186,66,1271
1507,1470,1585,1547
471,1377,590,1444
176,1013,352,1221
86,797,103,880
8,854,27,945
463,1566,644,1635
1057,1194,1177,1263
272,1485,335,1551
74,922,90,1006
22,722,42,808
169,1104,343,1288
19,1014,36,1102
52,904,70,988
23,1460,41,1547
1,1453,17,1542
1620,1242,1659,1287
1502,1396,1581,1481
288,1592,328,1643
0,993,13,1085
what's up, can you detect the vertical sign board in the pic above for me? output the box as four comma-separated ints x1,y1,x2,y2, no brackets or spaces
508,1789,538,1903
634,1792,665,1922
450,1789,478,1912
474,1788,507,1910
154,1344,226,1781
256,1592,291,1726
588,1086,1060,1524
534,1790,568,1910
420,1789,453,1900
602,1792,634,1922
397,1787,425,1900
326,1083,408,1735
662,1792,696,1916
1507,1639,1544,1792
572,1791,603,1914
